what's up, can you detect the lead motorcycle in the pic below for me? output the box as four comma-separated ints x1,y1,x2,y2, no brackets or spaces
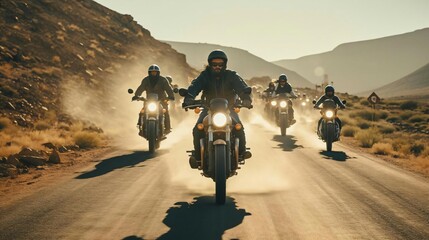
271,93,295,136
128,89,169,153
313,99,346,151
180,89,252,204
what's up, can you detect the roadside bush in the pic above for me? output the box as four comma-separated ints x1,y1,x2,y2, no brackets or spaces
400,101,418,110
355,128,382,148
356,120,371,129
360,100,370,106
378,125,396,134
342,126,358,137
386,115,400,122
0,117,11,131
410,141,425,156
350,110,388,121
400,111,413,120
408,114,427,123
73,131,102,149
34,121,51,131
372,143,394,155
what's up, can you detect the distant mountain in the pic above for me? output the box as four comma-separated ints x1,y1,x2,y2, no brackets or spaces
362,62,429,98
273,28,429,94
0,0,196,126
164,41,314,88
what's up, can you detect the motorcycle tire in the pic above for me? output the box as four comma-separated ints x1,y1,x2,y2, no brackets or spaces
214,144,226,205
148,121,156,153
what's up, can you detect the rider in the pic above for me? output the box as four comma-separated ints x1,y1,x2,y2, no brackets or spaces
262,82,276,100
183,49,253,168
313,85,346,131
273,74,297,124
132,64,175,133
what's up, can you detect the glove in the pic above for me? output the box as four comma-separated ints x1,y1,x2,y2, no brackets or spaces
242,99,252,108
132,96,139,101
183,96,194,106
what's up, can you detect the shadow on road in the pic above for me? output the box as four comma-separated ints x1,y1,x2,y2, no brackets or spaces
157,196,251,240
320,150,353,161
272,135,303,152
75,150,165,179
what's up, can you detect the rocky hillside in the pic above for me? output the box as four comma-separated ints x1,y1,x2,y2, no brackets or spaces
165,41,314,88
0,0,196,127
273,28,429,94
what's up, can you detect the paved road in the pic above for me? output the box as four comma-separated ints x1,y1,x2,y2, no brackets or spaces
1,112,428,240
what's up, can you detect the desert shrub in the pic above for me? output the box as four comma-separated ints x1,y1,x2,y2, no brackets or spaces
356,120,371,129
410,141,425,156
400,111,413,120
342,126,358,137
73,131,101,149
408,114,427,123
355,128,382,148
372,143,394,155
360,100,370,106
378,125,396,134
400,101,418,110
350,110,388,121
341,116,355,126
386,115,400,122
34,121,51,131
0,117,11,131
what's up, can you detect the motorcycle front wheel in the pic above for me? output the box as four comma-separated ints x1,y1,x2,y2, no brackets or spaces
148,121,156,153
326,123,334,152
214,145,226,205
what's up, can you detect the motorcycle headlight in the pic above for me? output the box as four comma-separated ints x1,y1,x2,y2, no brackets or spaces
280,101,287,108
270,100,277,106
325,110,334,118
301,102,306,106
147,102,157,112
213,113,227,127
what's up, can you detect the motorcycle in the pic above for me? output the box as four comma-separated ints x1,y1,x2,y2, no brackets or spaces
271,93,295,136
180,89,252,204
128,89,169,153
313,99,346,151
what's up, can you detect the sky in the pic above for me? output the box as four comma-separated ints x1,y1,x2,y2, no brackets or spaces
94,0,429,61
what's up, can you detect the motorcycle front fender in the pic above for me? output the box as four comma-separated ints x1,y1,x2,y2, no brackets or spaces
213,139,227,145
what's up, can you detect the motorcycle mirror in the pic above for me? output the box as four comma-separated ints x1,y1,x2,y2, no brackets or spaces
128,89,134,94
173,87,179,93
178,88,188,97
342,100,347,104
312,100,316,104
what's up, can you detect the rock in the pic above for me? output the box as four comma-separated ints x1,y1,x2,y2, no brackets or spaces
42,142,57,150
48,150,61,164
0,163,18,178
58,146,68,153
19,156,47,166
6,154,25,168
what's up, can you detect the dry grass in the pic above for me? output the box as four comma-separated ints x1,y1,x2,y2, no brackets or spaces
372,143,394,155
355,128,382,148
356,120,372,129
342,126,358,137
0,63,16,78
34,120,51,131
349,109,388,121
73,131,102,149
0,117,11,131
408,114,427,123
378,124,396,134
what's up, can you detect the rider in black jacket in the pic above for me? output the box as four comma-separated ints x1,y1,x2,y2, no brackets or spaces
273,74,297,124
183,50,252,168
132,64,175,133
314,85,346,130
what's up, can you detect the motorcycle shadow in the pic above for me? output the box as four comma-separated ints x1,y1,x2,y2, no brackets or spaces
272,135,303,152
75,150,165,179
319,150,353,162
158,196,251,240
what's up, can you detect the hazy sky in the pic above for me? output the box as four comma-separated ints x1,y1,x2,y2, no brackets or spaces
94,0,429,61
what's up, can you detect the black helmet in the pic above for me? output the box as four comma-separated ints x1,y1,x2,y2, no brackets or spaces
148,64,160,72
278,74,288,82
165,75,173,84
208,49,228,65
325,85,335,94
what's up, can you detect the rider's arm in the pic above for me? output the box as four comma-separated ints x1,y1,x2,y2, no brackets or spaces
314,95,326,108
187,72,205,99
134,77,147,97
163,78,175,100
333,96,346,108
231,72,252,101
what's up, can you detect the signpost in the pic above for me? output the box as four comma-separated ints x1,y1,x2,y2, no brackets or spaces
367,92,381,125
